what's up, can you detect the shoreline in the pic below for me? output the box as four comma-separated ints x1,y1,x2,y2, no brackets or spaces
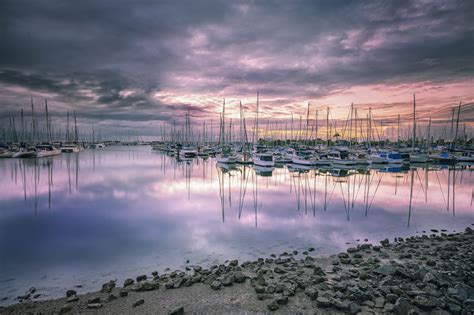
1,227,473,314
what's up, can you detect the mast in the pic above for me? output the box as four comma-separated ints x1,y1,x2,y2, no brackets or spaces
449,107,455,145
397,114,400,148
21,108,25,143
74,110,78,142
453,102,462,150
326,106,329,147
427,117,431,150
315,108,318,147
349,103,353,149
45,99,50,143
255,92,259,145
306,102,310,146
412,94,416,152
368,108,372,149
66,110,70,142
31,97,36,143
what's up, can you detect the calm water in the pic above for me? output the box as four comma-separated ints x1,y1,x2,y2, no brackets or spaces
1,146,473,305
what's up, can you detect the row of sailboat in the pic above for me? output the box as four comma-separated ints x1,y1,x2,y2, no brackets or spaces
152,94,473,168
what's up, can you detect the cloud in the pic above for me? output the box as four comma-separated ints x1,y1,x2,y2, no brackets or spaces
0,0,472,136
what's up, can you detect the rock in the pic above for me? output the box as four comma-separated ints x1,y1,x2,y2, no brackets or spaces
373,265,396,276
107,294,118,302
133,299,145,307
305,287,319,300
267,300,279,311
308,247,315,252
359,270,369,280
276,295,288,305
119,289,128,297
33,294,41,299
28,287,36,294
347,247,358,253
169,306,185,315
59,304,72,314
66,295,79,303
412,296,437,310
316,296,333,308
136,281,159,291
16,294,30,302
348,302,361,314
66,290,76,298
394,297,411,315
222,275,234,286
100,280,116,293
386,293,398,304
87,303,102,309
274,266,287,274
380,239,390,247
88,297,101,304
229,259,238,267
136,274,147,282
123,278,134,287
193,266,202,272
234,271,245,283
375,296,385,308
255,285,266,294
210,280,222,290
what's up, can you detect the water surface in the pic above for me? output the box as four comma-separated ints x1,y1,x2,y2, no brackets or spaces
0,146,473,305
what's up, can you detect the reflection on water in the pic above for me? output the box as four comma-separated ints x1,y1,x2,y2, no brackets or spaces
0,146,473,304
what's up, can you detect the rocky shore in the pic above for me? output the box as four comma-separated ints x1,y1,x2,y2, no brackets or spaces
2,227,473,315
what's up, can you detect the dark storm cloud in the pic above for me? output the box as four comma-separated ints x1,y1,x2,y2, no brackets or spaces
0,0,472,132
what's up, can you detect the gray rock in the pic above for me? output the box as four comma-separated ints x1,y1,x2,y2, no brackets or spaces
210,280,222,290
66,295,78,303
373,265,396,276
229,259,238,267
88,297,101,304
412,296,437,310
59,304,72,314
17,293,31,300
100,280,116,293
66,290,77,298
234,271,245,283
394,297,411,315
123,278,134,287
374,296,385,308
136,281,159,291
222,275,234,286
267,300,279,311
305,287,319,300
255,285,266,294
136,274,147,282
87,303,102,309
119,289,128,297
348,302,361,314
316,296,333,308
133,299,145,307
169,306,184,315
274,266,286,274
276,295,288,305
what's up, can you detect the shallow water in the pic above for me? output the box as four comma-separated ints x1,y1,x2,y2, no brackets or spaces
0,146,473,305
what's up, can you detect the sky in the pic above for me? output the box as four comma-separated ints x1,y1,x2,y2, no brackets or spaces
0,0,473,139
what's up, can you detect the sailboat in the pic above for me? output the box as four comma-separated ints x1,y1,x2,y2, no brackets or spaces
409,95,429,163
